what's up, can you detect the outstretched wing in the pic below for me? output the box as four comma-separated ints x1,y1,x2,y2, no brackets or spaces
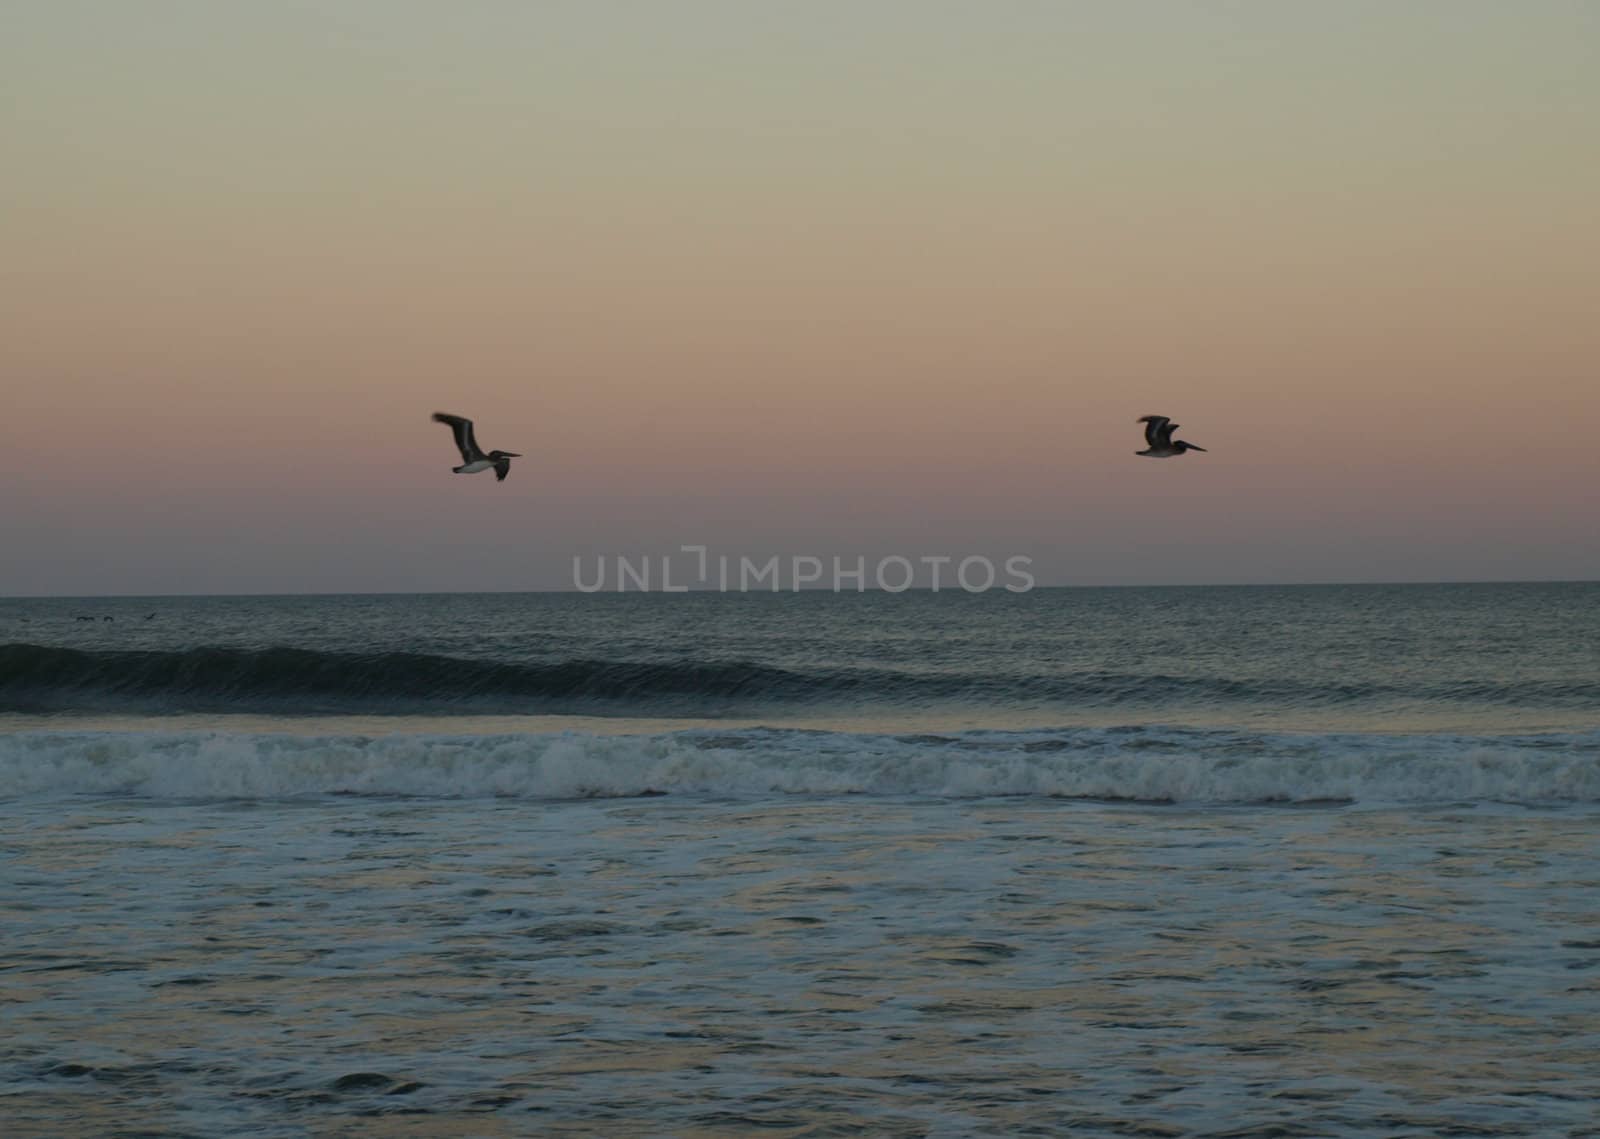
1137,415,1171,448
432,412,483,462
493,456,512,482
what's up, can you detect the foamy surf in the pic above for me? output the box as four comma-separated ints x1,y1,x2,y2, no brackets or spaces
4,726,1597,805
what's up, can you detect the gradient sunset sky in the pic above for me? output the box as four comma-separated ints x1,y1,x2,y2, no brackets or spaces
4,1,1597,594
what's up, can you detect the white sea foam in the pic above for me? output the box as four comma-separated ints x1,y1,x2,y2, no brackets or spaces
2,727,1597,804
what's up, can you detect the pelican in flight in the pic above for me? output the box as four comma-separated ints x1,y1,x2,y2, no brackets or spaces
432,413,521,481
1136,415,1207,458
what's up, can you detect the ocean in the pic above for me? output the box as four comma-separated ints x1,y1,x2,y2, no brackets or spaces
3,583,1598,1137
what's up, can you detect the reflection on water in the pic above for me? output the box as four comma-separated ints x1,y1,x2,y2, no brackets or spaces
4,795,1599,1136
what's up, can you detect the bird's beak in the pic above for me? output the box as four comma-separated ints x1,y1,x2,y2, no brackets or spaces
1189,445,1207,452
505,452,522,458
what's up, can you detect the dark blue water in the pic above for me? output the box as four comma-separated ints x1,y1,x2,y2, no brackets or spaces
2,583,1597,731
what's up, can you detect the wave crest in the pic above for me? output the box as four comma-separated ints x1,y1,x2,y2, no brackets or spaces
4,643,1597,716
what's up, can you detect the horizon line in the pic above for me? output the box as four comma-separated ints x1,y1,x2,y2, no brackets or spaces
3,577,1598,601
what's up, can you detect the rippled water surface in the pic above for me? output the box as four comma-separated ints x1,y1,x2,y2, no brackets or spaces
6,795,1600,1137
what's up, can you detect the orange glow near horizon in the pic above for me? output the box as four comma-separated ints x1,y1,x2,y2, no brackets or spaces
2,1,1597,594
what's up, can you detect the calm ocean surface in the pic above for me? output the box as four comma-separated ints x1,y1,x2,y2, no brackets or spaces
3,584,1599,1136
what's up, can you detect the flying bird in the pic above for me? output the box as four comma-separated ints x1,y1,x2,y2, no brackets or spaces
1136,415,1207,458
432,413,520,481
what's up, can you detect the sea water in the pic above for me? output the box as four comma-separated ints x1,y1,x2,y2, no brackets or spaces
2,584,1598,1136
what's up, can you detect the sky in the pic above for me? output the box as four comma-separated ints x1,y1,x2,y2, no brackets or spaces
3,0,1597,594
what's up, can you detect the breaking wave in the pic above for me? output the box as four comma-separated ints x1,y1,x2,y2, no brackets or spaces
3,726,1597,805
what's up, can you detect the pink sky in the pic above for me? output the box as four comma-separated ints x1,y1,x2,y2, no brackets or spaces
3,1,1597,593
